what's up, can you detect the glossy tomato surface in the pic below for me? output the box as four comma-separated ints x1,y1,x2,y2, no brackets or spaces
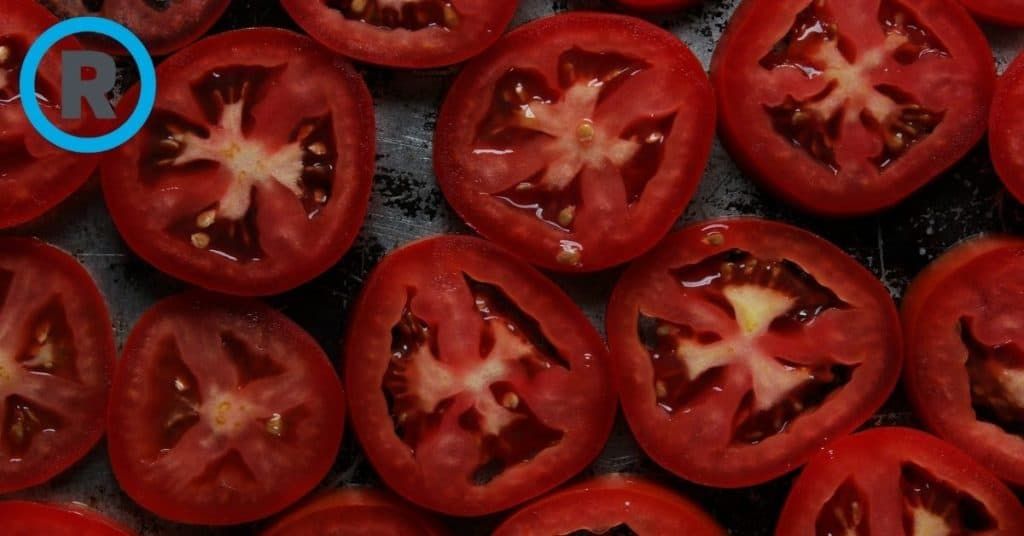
434,12,715,272
958,0,1024,26
101,28,375,296
711,0,994,216
902,235,1024,486
0,501,134,536
345,235,615,516
0,238,114,494
107,292,345,525
607,218,902,487
263,488,448,536
493,474,724,535
614,0,701,12
280,0,518,68
991,50,1024,202
0,0,100,229
776,427,1024,535
41,0,230,56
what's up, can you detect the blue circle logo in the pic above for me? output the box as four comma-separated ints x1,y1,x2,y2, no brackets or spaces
19,17,156,154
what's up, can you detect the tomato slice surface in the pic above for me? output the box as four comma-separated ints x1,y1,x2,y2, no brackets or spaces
106,292,345,525
0,501,134,536
434,12,715,272
957,0,1024,26
614,0,701,12
0,238,114,494
991,51,1024,202
0,0,100,229
606,218,902,487
902,235,1024,486
263,488,448,536
101,28,375,296
40,0,229,56
776,427,1024,535
345,235,616,516
493,474,725,535
711,0,994,216
280,0,518,68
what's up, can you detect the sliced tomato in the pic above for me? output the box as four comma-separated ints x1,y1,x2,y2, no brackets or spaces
711,0,994,216
606,218,902,487
434,12,716,272
614,0,702,12
991,50,1024,202
345,235,615,516
101,28,375,296
41,0,229,56
263,488,448,536
957,0,1024,26
776,427,1024,535
493,474,724,535
280,0,518,68
0,0,101,229
0,238,115,494
902,235,1024,486
106,292,345,525
0,501,134,536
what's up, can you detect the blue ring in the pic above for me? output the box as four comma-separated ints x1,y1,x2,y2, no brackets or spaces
19,17,155,154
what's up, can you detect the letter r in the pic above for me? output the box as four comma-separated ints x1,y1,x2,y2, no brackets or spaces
61,50,116,120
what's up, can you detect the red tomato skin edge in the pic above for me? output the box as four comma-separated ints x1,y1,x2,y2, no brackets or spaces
0,501,136,535
0,238,116,494
991,52,1024,202
614,0,703,13
262,488,450,536
960,1,1024,27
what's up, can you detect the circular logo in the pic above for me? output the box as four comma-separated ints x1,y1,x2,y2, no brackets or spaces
19,17,156,154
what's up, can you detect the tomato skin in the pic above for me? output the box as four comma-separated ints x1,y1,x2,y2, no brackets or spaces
0,238,115,494
711,0,994,216
345,235,616,516
435,12,716,272
0,501,134,536
958,0,1024,26
280,0,518,68
991,50,1024,202
607,217,902,488
493,474,725,535
263,488,449,536
776,427,1024,536
614,0,702,12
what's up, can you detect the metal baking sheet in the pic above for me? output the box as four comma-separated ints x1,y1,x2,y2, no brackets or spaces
3,0,1024,534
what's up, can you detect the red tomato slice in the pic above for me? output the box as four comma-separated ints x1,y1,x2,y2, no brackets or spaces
990,51,1024,202
776,427,1024,535
711,0,994,216
0,238,114,494
0,501,134,536
263,488,448,536
606,218,902,487
434,12,716,272
280,0,518,68
41,0,229,56
345,235,616,516
106,292,345,525
902,235,1024,486
614,0,702,12
493,474,725,535
0,0,100,229
101,28,375,296
958,0,1024,26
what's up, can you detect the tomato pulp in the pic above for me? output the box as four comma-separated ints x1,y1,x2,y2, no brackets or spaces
263,488,448,536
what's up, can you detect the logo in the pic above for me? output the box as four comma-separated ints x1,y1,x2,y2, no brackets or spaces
19,17,156,154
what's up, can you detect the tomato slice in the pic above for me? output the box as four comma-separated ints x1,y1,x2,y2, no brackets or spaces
279,0,518,68
434,12,716,272
902,235,1024,487
493,474,724,535
606,218,902,487
0,501,134,536
990,51,1024,203
345,235,615,516
41,0,230,56
106,292,345,525
711,0,994,216
957,0,1024,26
0,0,101,229
614,0,702,12
101,28,375,296
263,488,448,536
776,427,1024,535
0,238,114,494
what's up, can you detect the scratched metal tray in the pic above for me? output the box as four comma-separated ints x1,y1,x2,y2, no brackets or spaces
2,0,1024,534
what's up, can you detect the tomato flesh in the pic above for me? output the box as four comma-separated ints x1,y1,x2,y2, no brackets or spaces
0,501,133,536
263,489,448,536
991,50,1024,203
957,0,1024,26
606,218,902,487
776,427,1024,535
614,0,702,12
107,292,345,525
345,235,615,516
0,238,114,494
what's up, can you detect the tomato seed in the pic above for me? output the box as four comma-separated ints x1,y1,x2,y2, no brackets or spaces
195,209,217,229
190,233,211,249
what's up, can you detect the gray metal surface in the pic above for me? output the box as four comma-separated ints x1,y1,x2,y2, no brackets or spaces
2,0,1024,534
